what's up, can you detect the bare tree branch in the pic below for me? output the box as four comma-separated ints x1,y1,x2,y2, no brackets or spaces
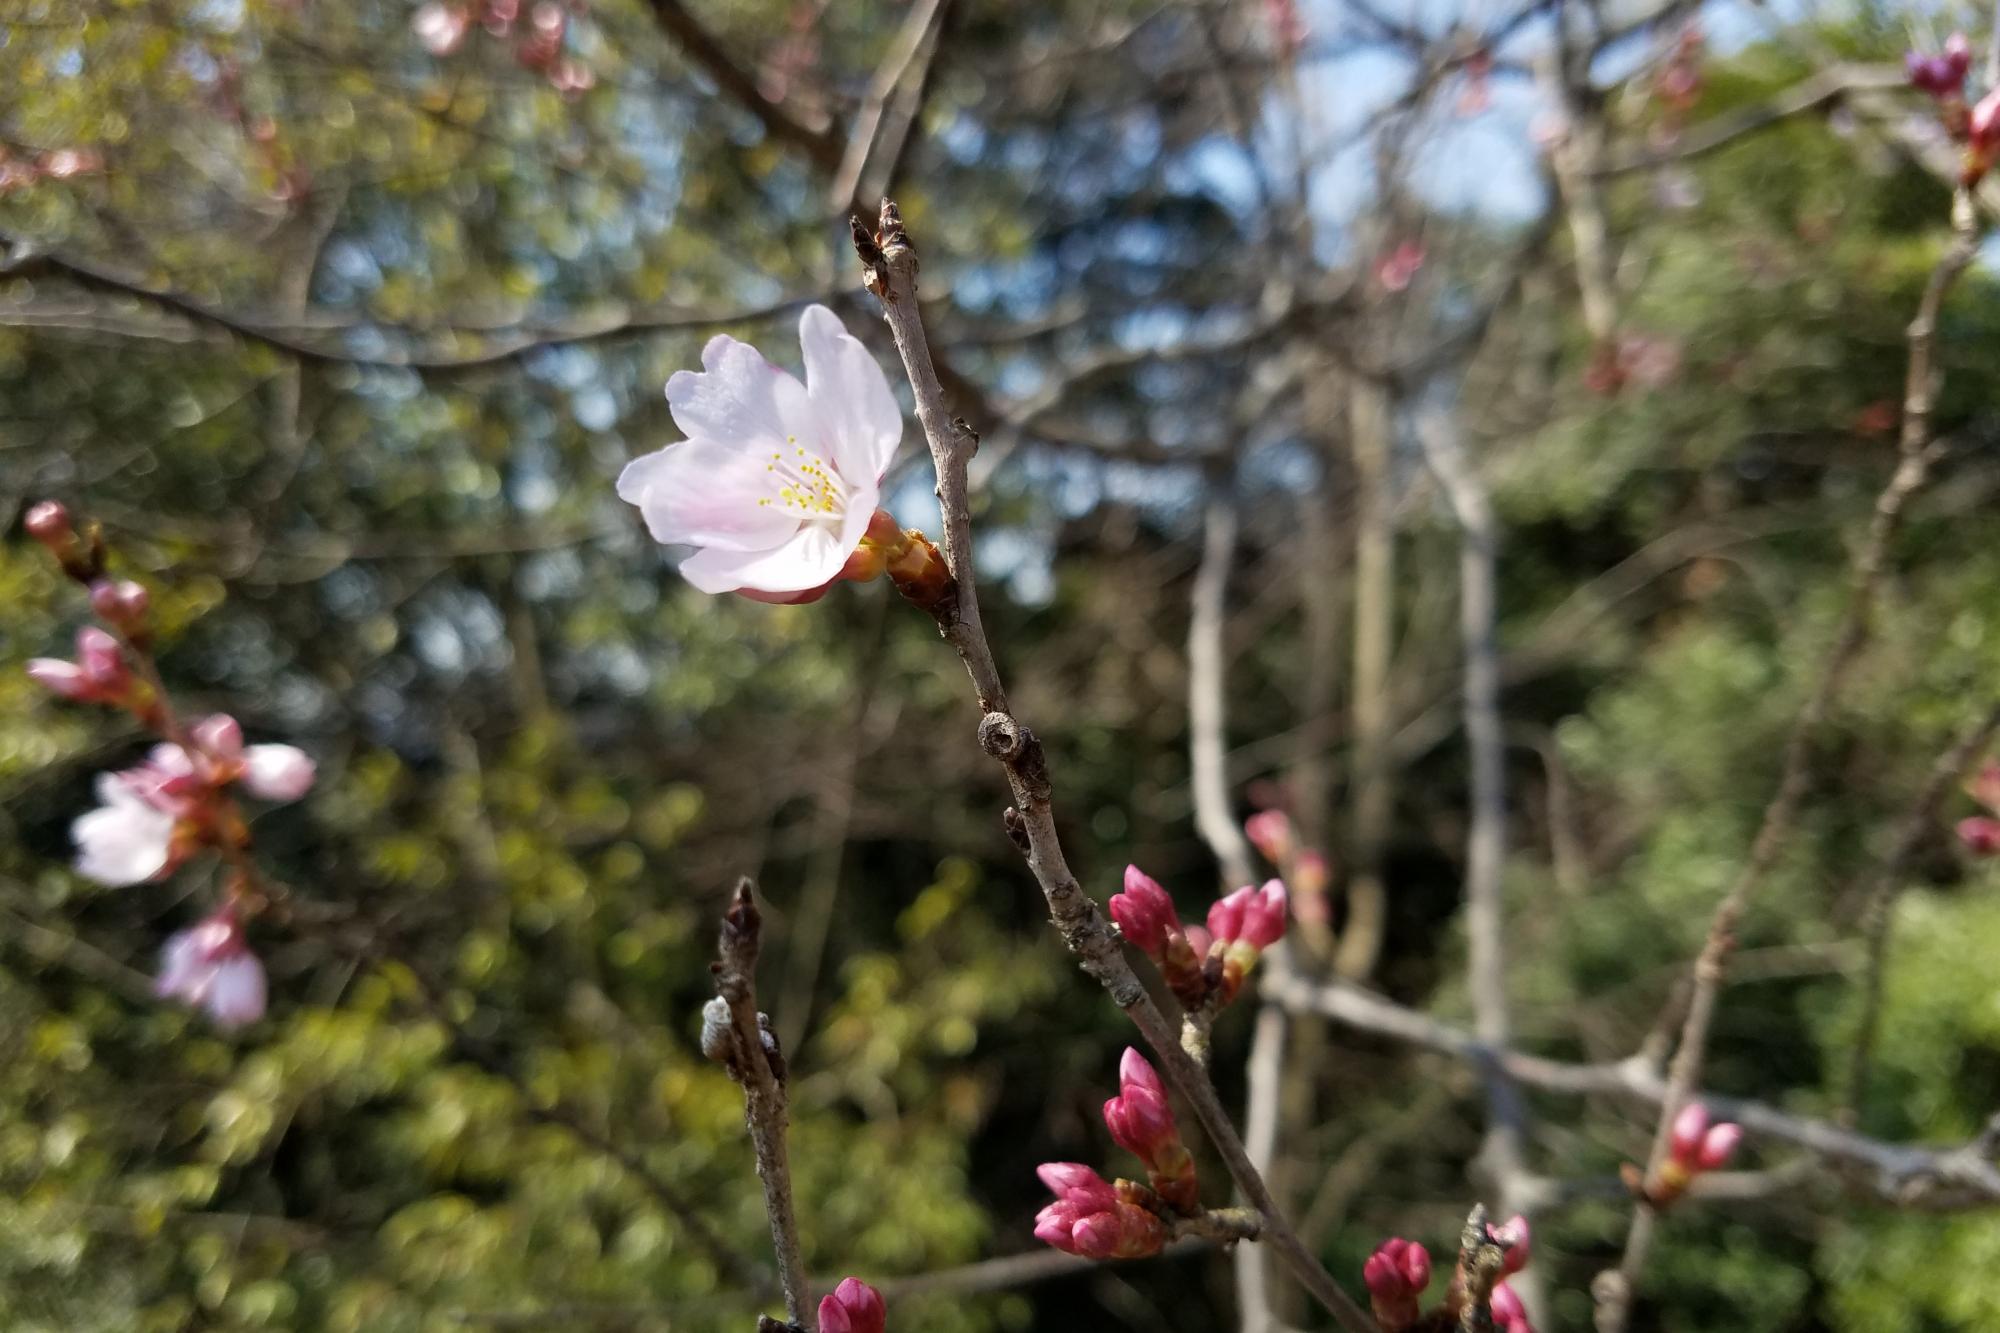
1259,966,2000,1210
1593,188,1986,1332
1415,409,1543,1325
707,880,813,1330
854,198,1377,1333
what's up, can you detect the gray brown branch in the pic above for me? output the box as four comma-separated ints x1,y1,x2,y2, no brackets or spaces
708,879,813,1330
854,197,1377,1333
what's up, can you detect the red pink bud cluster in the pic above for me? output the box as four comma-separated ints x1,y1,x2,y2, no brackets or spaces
1035,1049,1205,1259
1110,866,1287,1011
1363,1214,1532,1332
1905,33,2000,184
1648,1101,1743,1204
1959,759,2000,856
1032,1162,1167,1259
413,0,596,95
817,1277,885,1333
25,501,316,1029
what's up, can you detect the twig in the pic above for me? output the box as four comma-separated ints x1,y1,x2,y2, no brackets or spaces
1258,965,2000,1209
1595,64,1906,176
1842,701,2000,1120
1189,486,1258,891
1591,187,1983,1332
828,0,950,214
853,198,1377,1333
707,879,812,1329
1415,410,1542,1325
644,0,842,171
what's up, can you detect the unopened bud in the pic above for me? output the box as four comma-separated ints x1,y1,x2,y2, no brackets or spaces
1244,809,1294,863
1959,816,2000,856
89,579,151,634
1102,1048,1197,1213
1361,1237,1431,1331
817,1278,885,1333
24,500,71,545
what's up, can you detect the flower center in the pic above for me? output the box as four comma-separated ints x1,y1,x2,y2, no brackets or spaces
759,441,849,523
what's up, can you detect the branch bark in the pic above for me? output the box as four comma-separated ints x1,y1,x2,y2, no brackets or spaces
1415,410,1542,1325
853,199,1376,1333
708,879,812,1330
1259,966,2000,1210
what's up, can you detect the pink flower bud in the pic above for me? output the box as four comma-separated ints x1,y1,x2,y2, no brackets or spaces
1362,1238,1430,1331
1103,1049,1197,1212
1959,816,2000,856
1908,34,1973,97
24,499,71,544
816,1277,885,1333
88,578,150,631
192,714,245,763
1494,1213,1530,1274
1110,865,1180,958
1036,1161,1117,1208
1697,1121,1743,1171
77,627,126,685
28,627,133,705
1033,1162,1165,1259
241,745,315,802
26,658,90,699
1244,809,1294,863
1243,879,1287,947
1490,1279,1532,1333
1668,1101,1710,1165
1181,924,1213,958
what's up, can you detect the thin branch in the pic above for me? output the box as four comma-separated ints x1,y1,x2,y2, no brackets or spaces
1190,487,1258,889
828,0,950,215
1259,965,2000,1210
708,879,812,1329
1596,63,1906,177
1593,190,1984,1333
1415,409,1542,1325
644,0,843,172
853,199,1376,1333
1843,701,2000,1119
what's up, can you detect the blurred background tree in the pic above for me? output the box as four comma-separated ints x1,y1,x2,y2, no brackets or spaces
4,0,2000,1330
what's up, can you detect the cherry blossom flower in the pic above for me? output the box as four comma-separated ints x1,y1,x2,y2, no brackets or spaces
157,908,267,1029
816,1278,885,1333
617,305,904,602
186,714,317,802
72,772,180,885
